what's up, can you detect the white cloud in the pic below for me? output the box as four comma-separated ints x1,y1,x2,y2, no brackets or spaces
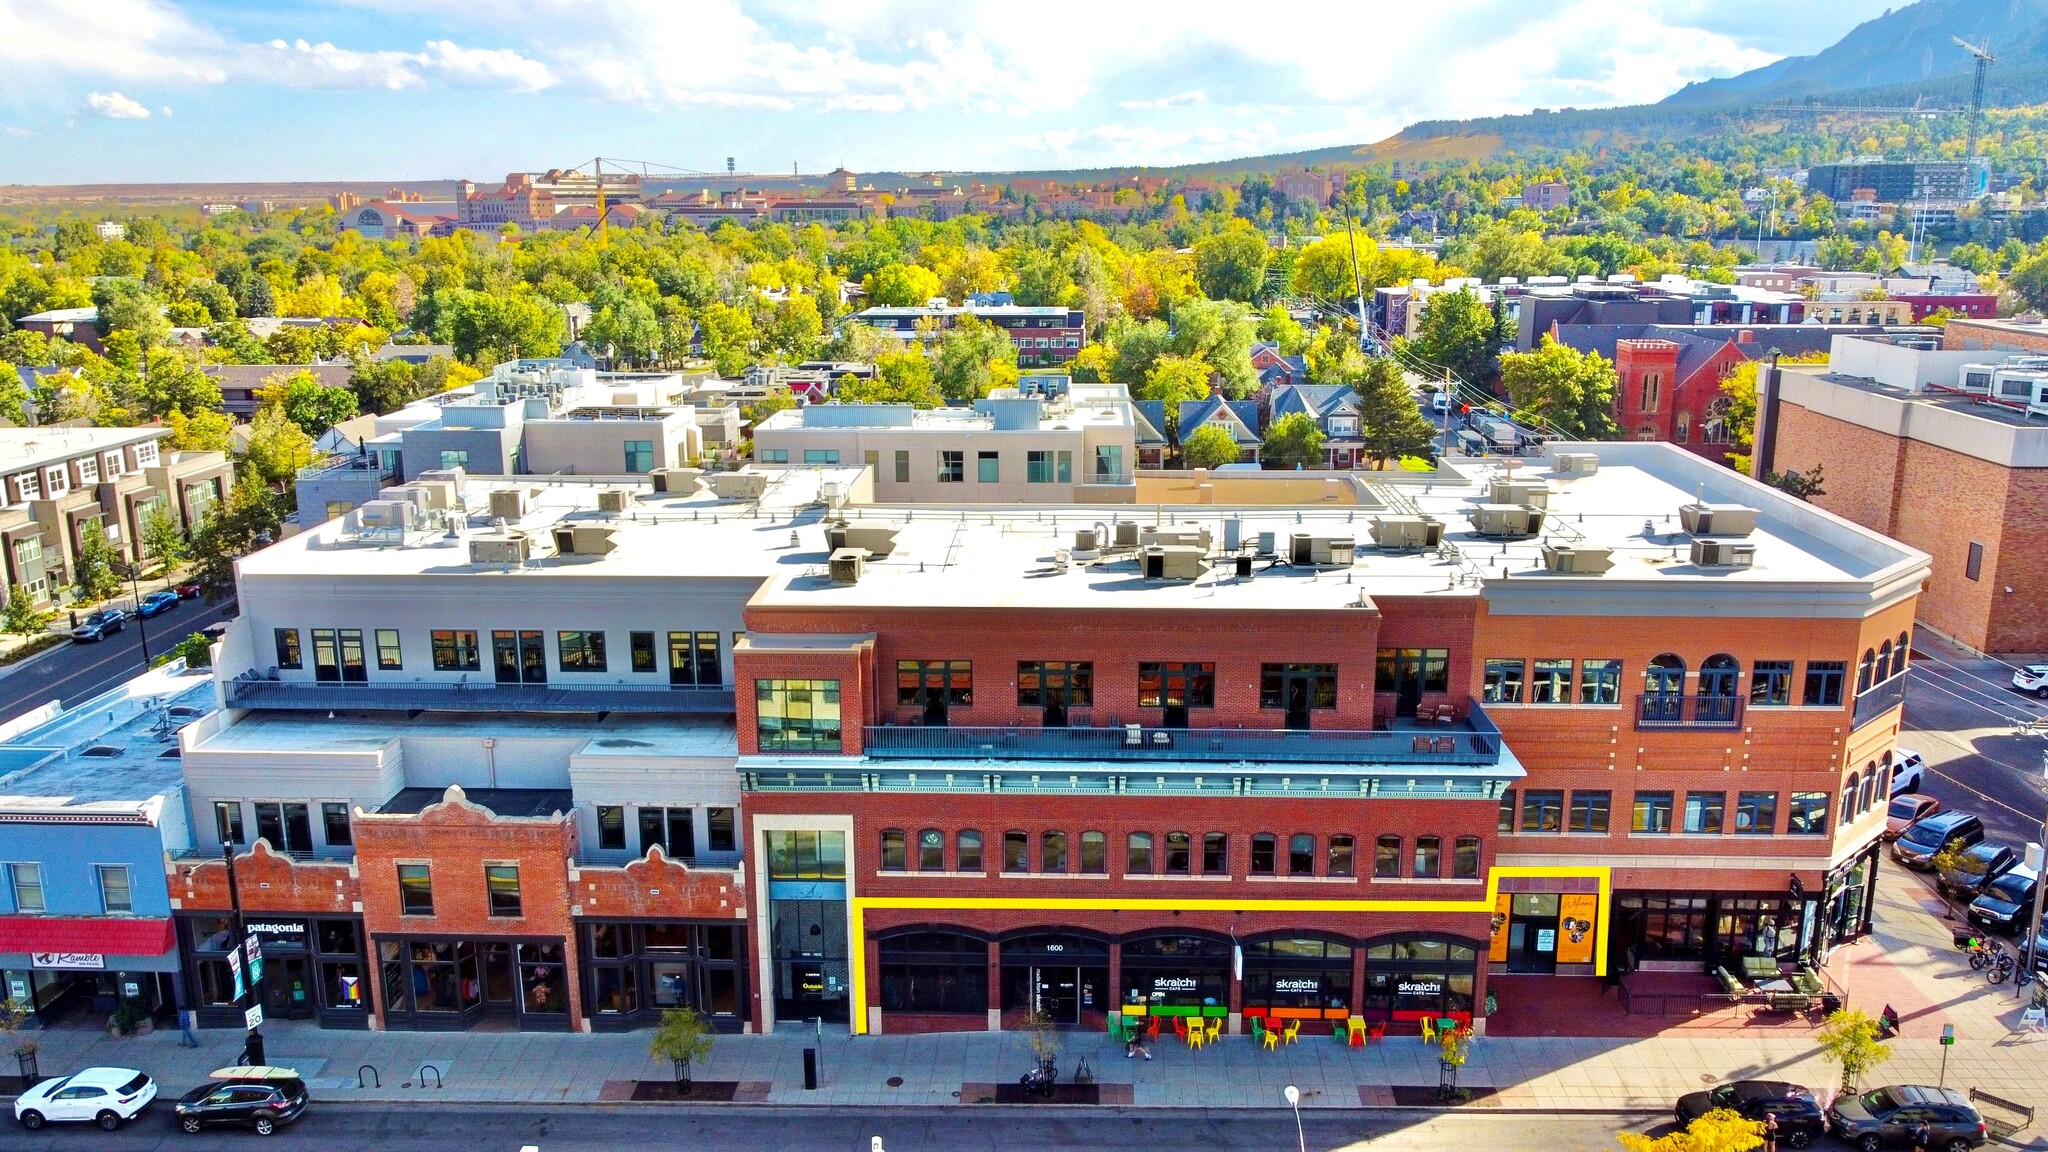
85,91,152,119
1119,90,1206,110
2,126,32,137
420,39,554,91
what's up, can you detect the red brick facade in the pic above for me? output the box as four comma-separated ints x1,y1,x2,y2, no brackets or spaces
1613,337,1747,463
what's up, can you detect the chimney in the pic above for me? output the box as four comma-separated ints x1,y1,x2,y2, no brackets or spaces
1751,352,1782,481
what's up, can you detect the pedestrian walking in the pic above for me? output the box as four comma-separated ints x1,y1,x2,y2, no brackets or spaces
1912,1118,1932,1152
1125,1031,1152,1060
1763,1111,1778,1152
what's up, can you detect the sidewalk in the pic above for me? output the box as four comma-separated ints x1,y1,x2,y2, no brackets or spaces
13,867,2048,1138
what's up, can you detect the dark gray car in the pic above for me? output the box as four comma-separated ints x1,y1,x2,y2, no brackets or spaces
1827,1084,1985,1152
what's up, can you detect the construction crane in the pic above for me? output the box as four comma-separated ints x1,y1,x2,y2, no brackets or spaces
1953,35,1996,165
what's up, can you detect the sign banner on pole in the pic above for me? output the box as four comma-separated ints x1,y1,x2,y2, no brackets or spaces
244,934,264,984
244,1005,263,1030
226,948,244,999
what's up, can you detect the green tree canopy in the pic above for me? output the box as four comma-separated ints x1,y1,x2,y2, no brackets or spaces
1261,411,1326,470
931,316,1018,402
1193,221,1271,303
1349,355,1439,468
699,302,758,378
1497,336,1618,440
838,351,943,408
862,263,943,308
190,478,284,603
255,369,358,438
1404,288,1502,390
1180,424,1241,469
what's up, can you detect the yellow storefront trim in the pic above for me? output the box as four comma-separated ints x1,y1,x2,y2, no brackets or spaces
846,866,1609,1034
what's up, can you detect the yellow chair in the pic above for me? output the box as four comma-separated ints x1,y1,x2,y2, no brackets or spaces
1262,1024,1279,1051
1281,1019,1300,1045
1206,1017,1223,1042
1420,1016,1438,1044
1188,1026,1207,1050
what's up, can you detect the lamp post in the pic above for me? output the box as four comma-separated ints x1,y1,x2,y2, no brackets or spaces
220,839,264,1066
121,562,150,667
1282,1085,1306,1152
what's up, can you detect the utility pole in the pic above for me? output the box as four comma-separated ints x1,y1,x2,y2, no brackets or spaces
220,839,266,1066
2022,748,2048,984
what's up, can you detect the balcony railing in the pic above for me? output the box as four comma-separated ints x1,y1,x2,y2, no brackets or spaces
1635,694,1744,730
1852,670,1909,730
861,723,1498,766
226,678,735,715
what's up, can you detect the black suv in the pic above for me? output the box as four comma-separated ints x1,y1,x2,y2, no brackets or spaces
1937,842,2018,901
1674,1080,1824,1148
173,1073,309,1136
1892,812,1985,870
1827,1084,1986,1151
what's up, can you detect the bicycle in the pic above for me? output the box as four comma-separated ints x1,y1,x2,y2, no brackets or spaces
1988,950,2017,984
1966,937,2001,971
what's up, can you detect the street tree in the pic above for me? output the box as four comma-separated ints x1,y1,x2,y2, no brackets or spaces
164,408,235,454
1616,1108,1764,1152
190,480,284,604
839,351,944,408
1497,336,1618,440
2,585,52,639
932,317,1018,402
140,502,188,571
648,1007,717,1094
1815,1008,1891,1093
1261,412,1326,470
72,522,122,604
1180,424,1241,469
1405,288,1502,389
1352,355,1438,468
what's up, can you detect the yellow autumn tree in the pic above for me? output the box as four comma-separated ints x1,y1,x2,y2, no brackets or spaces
1617,1108,1764,1152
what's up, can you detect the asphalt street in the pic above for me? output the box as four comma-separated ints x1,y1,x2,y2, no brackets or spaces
6,1103,1667,1152
0,598,236,727
1899,636,2048,851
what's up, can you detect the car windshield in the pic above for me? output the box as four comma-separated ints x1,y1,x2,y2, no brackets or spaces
1889,798,1926,819
1861,1089,1900,1114
41,1075,72,1093
1985,874,2034,903
119,1073,149,1093
1709,1086,1735,1105
1900,822,1952,847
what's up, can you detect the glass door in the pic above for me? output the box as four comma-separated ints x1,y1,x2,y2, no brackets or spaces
311,629,341,683
337,629,367,683
1510,894,1560,973
517,631,546,683
1032,966,1081,1025
493,632,521,685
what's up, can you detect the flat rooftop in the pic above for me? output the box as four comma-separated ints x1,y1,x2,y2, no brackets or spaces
0,426,161,472
377,787,573,817
0,667,214,812
1785,366,2048,429
188,710,738,759
236,444,1927,616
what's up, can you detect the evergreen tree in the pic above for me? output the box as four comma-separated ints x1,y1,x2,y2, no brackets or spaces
1352,356,1439,468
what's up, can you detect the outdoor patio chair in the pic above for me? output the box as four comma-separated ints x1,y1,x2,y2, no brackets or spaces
1420,1017,1438,1043
1711,967,1745,997
1280,1019,1299,1045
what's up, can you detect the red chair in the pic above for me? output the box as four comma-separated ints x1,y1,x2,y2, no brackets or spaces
1145,1016,1160,1042
1368,1020,1387,1045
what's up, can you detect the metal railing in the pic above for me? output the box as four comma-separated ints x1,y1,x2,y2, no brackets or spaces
1635,694,1745,730
1852,671,1908,730
862,723,1498,765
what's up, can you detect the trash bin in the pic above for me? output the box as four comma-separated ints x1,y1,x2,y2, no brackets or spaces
802,1047,818,1090
1820,993,1841,1015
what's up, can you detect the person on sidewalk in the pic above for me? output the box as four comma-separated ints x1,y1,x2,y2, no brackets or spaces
1124,1031,1151,1060
1911,1118,1931,1152
1762,1111,1778,1152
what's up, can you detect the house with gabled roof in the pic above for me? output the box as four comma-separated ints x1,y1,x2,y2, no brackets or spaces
1267,383,1365,469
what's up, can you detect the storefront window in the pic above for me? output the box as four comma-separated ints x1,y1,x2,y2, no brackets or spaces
519,942,566,1014
1363,937,1478,1020
879,931,988,1015
1241,936,1352,1020
1119,934,1229,1015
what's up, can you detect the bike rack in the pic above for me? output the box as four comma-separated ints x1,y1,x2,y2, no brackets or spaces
418,1063,443,1089
356,1065,379,1089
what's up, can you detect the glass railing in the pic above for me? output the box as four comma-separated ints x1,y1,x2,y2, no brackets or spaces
1852,671,1909,730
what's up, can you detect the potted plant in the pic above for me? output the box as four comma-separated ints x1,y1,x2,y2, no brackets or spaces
108,997,151,1037
1437,1025,1470,1102
648,1007,716,1096
1,996,37,1086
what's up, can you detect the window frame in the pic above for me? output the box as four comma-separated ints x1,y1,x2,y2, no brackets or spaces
485,864,522,917
754,678,842,752
9,862,45,913
1529,658,1572,704
1568,790,1611,834
1452,836,1481,880
880,829,907,872
1137,662,1215,709
430,629,481,672
1373,835,1402,879
1328,834,1355,877
1788,791,1830,836
1126,832,1154,875
1734,791,1779,835
1804,661,1846,707
1288,833,1315,877
1578,660,1622,705
1519,790,1564,833
97,864,133,914
397,863,434,916
556,630,608,673
374,628,402,671
1683,791,1725,835
1750,660,1794,706
274,628,302,670
1482,659,1525,704
1632,791,1674,834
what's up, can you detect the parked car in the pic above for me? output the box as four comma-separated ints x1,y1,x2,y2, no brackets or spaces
1968,866,2039,936
1674,1080,1824,1148
1892,811,1985,870
1884,795,1941,842
173,579,203,599
137,590,180,618
14,1067,156,1131
1889,749,1926,796
2012,664,2048,699
70,608,128,642
173,1067,309,1136
1826,1084,1986,1151
1938,843,2018,900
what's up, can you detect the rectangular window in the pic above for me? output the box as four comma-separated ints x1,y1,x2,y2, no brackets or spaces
897,660,972,708
1966,541,1984,581
1027,451,1055,483
1125,832,1153,874
1251,835,1276,875
1413,836,1441,878
1056,450,1072,483
755,679,842,751
639,807,696,859
98,864,132,914
321,802,352,847
1328,834,1355,877
802,449,839,465
864,450,879,476
1045,831,1072,873
136,441,159,467
1735,791,1778,835
1529,658,1572,703
1163,831,1191,874
1482,659,1525,703
1804,661,1846,707
759,448,789,464
1288,834,1314,877
707,807,735,852
431,630,480,671
12,536,40,565
667,631,722,687
1017,661,1093,707
1568,791,1611,833
937,450,964,483
596,806,626,850
623,440,656,472
14,472,38,500
253,802,314,853
1453,837,1481,880
1750,660,1793,706
1199,832,1226,875
893,450,909,483
1003,831,1029,873
880,830,907,871
439,449,469,471
374,629,402,671
1683,792,1724,835
1373,648,1451,694
397,864,433,915
275,629,302,670
556,630,607,672
1374,835,1401,878
486,865,522,916
1788,791,1830,836
977,451,999,483
8,862,43,913
76,456,97,484
1519,790,1563,832
1259,663,1338,710
214,801,244,845
1497,790,1517,832
1632,791,1674,834
1080,831,1106,874
1578,660,1621,704
1137,662,1215,708
629,632,657,673
959,831,986,871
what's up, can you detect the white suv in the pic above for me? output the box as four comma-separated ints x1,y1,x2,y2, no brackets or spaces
14,1068,156,1131
2013,664,2048,699
1889,749,1926,796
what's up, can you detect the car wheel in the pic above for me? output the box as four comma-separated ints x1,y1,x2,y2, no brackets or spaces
1785,1130,1813,1149
1946,1141,1972,1152
18,1110,44,1130
97,1109,122,1131
180,1115,204,1133
2037,685,2048,700
1858,1135,1882,1152
253,1113,277,1136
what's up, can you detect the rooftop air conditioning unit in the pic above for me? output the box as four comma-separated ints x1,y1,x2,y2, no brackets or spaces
1311,536,1355,566
1690,539,1757,568
1553,452,1600,475
1489,479,1551,508
1113,521,1141,549
1369,516,1444,551
356,499,417,530
1141,545,1211,580
489,487,538,522
709,471,768,500
1539,543,1614,574
551,525,617,558
597,489,632,514
1141,526,1212,551
1468,504,1545,538
651,467,704,495
829,547,865,584
825,522,898,557
1678,502,1760,537
468,532,530,565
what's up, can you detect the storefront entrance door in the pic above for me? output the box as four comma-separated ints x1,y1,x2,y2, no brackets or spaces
262,958,313,1020
1032,966,1080,1025
1508,894,1560,973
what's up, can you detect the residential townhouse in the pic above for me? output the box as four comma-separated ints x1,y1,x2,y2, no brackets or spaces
848,302,1085,368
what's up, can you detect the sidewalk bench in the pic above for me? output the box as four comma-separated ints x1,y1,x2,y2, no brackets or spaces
1969,1088,2033,1140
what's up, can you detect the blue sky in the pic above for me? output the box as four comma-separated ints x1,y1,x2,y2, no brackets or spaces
0,0,1905,184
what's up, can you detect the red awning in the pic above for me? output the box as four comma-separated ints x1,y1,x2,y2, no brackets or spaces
0,916,175,958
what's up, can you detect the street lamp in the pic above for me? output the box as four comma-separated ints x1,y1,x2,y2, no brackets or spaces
121,562,150,667
1282,1085,1306,1152
220,839,265,1067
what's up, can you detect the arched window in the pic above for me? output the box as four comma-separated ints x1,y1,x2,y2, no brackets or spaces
1164,831,1192,874
1374,835,1402,879
956,830,983,872
1126,832,1154,874
1328,834,1356,877
1645,654,1687,695
1003,830,1028,873
1413,836,1442,878
1453,836,1481,879
1858,649,1877,693
1202,832,1229,875
1250,833,1277,875
917,828,945,871
1289,834,1316,877
1840,784,1858,826
880,828,906,872
1041,830,1069,873
1699,654,1739,698
1860,765,1879,813
1079,831,1107,874
1876,641,1893,684
1893,632,1911,677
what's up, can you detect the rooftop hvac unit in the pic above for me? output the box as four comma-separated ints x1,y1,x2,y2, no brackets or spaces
489,487,538,522
1489,478,1551,508
468,533,530,565
709,471,768,500
1141,545,1211,580
1539,544,1614,574
356,499,418,530
1679,502,1760,537
551,525,617,558
1369,516,1444,551
1072,528,1101,560
1553,452,1600,475
1113,520,1140,549
1991,368,2048,404
651,467,704,495
597,489,632,514
416,467,466,487
396,477,459,510
830,523,898,557
1141,525,1212,552
1255,531,1276,558
1690,539,1757,568
829,547,865,584
1956,366,1995,394
820,481,847,508
1468,504,1545,538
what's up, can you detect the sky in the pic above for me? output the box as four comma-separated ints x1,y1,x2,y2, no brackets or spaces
0,0,1908,185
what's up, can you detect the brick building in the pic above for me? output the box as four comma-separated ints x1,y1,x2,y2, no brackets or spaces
1611,336,1749,460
